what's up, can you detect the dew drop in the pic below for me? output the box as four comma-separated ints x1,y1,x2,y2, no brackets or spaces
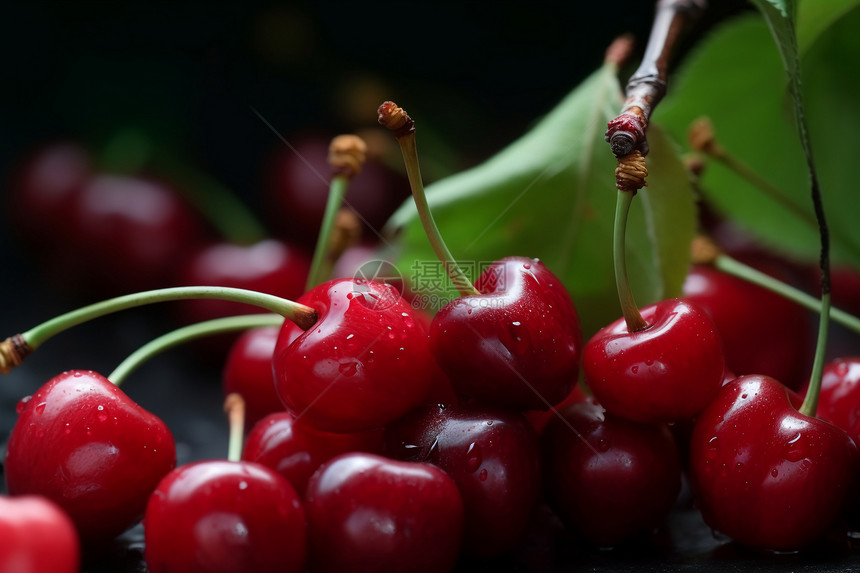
465,442,482,472
523,263,531,270
771,468,779,478
782,433,806,462
597,439,610,452
238,480,248,490
97,405,104,411
741,393,748,399
16,395,32,414
346,334,354,340
34,402,47,415
73,371,84,377
338,361,359,377
478,468,488,481
467,308,472,315
705,437,719,460
631,365,639,375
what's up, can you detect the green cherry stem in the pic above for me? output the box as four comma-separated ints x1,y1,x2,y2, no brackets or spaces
305,135,367,290
613,187,648,332
108,313,284,386
377,101,480,298
306,176,349,290
800,292,831,417
224,393,246,462
1,286,316,373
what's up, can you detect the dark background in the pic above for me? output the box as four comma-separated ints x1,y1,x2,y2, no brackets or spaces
15,2,852,572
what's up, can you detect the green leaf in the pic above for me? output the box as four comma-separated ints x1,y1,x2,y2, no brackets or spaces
385,62,697,338
797,0,860,54
655,5,860,268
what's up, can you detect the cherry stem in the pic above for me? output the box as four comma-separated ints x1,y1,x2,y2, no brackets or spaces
800,293,831,417
378,102,479,297
713,255,860,336
613,189,648,332
17,286,316,358
224,393,246,462
107,314,284,386
306,175,349,290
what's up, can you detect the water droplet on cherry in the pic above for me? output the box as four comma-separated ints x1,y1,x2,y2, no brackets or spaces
771,468,779,478
16,395,32,414
478,468,488,481
34,402,47,415
782,432,806,462
705,437,719,460
597,438,609,452
465,442,482,472
338,360,359,376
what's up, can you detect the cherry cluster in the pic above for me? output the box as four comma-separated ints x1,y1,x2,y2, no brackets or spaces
2,104,860,573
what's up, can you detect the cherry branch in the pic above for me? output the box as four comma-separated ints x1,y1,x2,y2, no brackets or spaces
606,0,706,160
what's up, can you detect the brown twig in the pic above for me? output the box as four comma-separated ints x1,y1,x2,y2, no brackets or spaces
606,0,706,160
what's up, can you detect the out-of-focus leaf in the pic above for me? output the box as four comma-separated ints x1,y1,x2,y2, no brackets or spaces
655,6,860,268
797,0,860,54
385,61,696,338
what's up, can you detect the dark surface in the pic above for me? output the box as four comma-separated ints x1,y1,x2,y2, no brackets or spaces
5,1,860,571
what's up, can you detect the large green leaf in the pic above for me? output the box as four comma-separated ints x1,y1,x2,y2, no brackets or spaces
655,4,860,267
385,61,696,338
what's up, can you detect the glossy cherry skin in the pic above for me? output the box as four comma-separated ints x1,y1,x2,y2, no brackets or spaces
242,411,383,496
144,460,307,573
683,264,812,390
689,375,859,551
304,452,463,573
809,357,860,445
430,256,582,411
524,382,588,435
70,174,207,295
177,239,311,325
273,278,436,433
541,397,681,547
0,494,80,573
583,298,725,424
384,403,541,557
222,325,283,430
4,370,176,543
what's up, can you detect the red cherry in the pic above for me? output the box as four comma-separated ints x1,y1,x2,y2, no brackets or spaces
143,460,307,573
304,452,463,573
683,264,812,390
583,298,725,424
177,239,311,325
273,278,436,433
810,357,860,445
0,494,80,573
384,403,541,557
222,325,283,430
524,382,588,435
8,141,92,249
430,256,582,411
689,375,859,550
242,411,383,496
69,174,207,295
541,397,681,547
4,370,176,543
